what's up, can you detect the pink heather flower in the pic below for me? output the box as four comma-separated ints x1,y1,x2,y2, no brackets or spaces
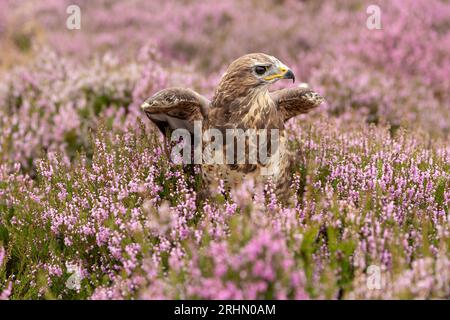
0,247,5,266
0,282,12,300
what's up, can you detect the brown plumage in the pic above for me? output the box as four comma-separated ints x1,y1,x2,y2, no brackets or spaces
141,53,323,202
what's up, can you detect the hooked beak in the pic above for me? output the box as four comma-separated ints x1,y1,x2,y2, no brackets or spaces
283,69,295,83
264,65,295,83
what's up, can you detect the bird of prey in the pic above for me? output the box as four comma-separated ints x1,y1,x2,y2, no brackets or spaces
141,53,323,203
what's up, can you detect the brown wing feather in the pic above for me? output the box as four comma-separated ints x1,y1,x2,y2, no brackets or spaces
270,87,324,122
141,88,210,136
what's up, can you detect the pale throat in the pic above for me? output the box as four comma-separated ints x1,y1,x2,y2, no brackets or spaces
241,87,276,126
212,83,278,127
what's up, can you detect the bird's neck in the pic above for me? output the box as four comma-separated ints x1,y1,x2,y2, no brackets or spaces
211,85,274,125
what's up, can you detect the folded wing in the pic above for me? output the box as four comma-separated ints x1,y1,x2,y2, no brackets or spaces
270,87,324,122
141,88,210,136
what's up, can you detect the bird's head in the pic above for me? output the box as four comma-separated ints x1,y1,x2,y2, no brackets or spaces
220,53,295,90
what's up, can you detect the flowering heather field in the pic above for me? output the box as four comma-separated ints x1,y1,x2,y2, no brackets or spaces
0,0,449,300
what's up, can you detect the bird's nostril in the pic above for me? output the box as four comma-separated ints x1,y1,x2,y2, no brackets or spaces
280,67,287,73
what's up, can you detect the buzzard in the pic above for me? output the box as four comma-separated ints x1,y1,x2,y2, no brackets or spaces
141,53,323,202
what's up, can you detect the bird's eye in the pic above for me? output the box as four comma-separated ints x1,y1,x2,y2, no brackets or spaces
254,66,267,75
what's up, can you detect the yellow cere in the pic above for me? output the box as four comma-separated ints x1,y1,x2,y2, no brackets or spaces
264,66,288,81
